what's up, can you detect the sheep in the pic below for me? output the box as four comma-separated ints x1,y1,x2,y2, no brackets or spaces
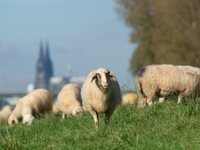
121,93,138,105
0,105,12,125
55,83,83,119
136,64,200,107
8,89,52,125
81,68,121,128
158,65,200,103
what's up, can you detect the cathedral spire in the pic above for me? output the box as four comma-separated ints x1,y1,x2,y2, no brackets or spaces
39,40,44,60
45,39,50,59
35,40,54,90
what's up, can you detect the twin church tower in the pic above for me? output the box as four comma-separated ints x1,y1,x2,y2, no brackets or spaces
35,41,53,90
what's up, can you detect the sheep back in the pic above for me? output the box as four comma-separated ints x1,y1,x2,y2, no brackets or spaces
61,83,82,105
56,83,83,116
31,89,53,112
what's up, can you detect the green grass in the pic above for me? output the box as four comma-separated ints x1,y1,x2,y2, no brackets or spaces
1,98,200,150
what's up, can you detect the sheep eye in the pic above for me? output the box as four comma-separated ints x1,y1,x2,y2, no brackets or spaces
97,73,101,79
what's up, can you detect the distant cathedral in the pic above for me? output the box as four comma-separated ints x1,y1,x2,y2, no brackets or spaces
34,41,54,90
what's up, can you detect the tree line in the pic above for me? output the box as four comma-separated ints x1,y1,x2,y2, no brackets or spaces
116,0,200,75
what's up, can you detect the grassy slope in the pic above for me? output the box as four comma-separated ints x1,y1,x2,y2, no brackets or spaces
0,99,200,150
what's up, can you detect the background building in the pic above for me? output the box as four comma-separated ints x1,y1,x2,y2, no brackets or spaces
34,41,53,90
34,41,85,93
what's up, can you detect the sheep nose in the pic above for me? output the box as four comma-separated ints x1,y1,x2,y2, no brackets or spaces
102,81,108,86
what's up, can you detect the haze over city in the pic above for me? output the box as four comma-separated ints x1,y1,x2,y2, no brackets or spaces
0,0,136,93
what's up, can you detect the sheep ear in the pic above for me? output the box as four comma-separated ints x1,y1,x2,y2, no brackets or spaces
91,73,97,82
109,72,117,80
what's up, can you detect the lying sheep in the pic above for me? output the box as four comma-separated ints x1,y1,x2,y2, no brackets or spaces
55,83,83,119
136,64,200,107
81,68,121,127
121,93,138,105
8,89,52,125
0,105,12,125
158,65,200,103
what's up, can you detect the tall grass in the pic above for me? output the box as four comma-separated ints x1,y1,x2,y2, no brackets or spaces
1,98,200,149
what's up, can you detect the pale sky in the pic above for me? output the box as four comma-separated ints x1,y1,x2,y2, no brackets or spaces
0,0,137,93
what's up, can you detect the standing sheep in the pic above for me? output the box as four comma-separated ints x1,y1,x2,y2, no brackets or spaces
55,83,83,119
81,68,121,128
8,89,52,125
136,64,200,107
0,105,12,125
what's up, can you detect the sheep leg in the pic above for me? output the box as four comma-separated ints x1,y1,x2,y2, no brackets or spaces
177,96,182,103
147,96,154,106
90,109,99,128
62,112,65,119
142,97,147,107
158,97,165,103
105,110,113,125
14,117,19,124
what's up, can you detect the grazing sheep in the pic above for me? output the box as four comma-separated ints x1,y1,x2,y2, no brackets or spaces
136,64,200,107
8,89,52,125
81,68,121,127
121,93,138,105
158,65,200,103
0,105,12,125
55,83,83,119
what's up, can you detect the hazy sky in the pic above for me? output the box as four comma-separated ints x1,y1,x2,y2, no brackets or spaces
0,0,137,93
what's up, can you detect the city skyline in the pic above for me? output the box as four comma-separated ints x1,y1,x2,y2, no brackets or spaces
0,0,137,93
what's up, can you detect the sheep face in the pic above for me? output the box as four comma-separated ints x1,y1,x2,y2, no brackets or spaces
91,68,116,89
23,114,35,125
72,106,83,116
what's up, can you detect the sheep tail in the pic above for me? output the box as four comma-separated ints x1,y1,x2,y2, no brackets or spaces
136,79,143,97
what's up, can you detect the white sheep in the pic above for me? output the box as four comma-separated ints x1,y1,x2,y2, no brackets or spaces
121,93,138,105
136,64,200,107
8,89,52,125
81,68,121,127
0,105,12,125
158,65,200,103
55,83,83,119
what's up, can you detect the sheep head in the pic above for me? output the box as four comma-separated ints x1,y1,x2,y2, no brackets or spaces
23,114,35,125
72,106,83,116
91,68,117,88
